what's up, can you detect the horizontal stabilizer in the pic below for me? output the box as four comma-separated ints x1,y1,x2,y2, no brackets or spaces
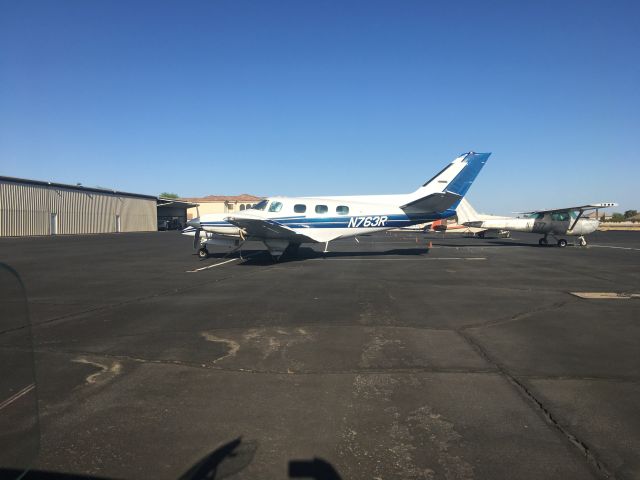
456,198,512,226
401,191,462,214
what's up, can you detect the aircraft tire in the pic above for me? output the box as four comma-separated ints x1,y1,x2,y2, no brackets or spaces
557,239,568,248
477,232,485,239
197,248,209,259
539,238,548,246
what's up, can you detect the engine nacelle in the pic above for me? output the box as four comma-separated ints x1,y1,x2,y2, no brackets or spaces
204,237,242,248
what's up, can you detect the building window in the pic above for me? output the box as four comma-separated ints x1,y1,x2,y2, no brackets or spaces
227,204,234,211
240,204,245,210
269,201,283,212
315,205,328,214
336,205,349,215
294,204,306,213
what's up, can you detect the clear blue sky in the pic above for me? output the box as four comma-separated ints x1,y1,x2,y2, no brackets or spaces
1,0,638,214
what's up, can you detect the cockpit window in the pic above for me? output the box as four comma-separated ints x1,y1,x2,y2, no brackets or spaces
551,212,570,221
252,200,268,211
268,201,283,212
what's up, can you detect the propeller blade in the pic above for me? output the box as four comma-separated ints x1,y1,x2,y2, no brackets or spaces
193,228,200,249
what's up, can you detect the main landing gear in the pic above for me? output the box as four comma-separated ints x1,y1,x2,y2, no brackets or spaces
539,234,583,248
197,247,209,259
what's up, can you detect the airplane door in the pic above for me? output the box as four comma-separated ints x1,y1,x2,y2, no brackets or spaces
50,213,57,235
531,213,547,233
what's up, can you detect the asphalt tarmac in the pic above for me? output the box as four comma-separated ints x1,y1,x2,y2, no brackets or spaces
1,230,639,480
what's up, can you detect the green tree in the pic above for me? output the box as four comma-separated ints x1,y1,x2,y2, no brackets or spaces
611,213,625,222
159,192,179,199
624,209,637,219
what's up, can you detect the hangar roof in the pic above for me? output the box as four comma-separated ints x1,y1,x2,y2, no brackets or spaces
0,175,157,200
157,198,199,208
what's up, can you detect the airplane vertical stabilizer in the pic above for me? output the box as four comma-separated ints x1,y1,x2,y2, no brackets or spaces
455,198,480,225
401,152,490,213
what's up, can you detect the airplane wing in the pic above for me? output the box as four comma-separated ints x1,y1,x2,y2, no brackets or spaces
224,216,317,243
400,191,462,214
517,202,617,231
518,202,617,215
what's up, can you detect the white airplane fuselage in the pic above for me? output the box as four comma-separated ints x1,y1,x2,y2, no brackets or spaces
184,196,452,242
470,215,599,236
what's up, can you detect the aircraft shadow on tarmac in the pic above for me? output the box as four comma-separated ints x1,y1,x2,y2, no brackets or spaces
237,247,433,265
1,438,343,480
430,240,552,248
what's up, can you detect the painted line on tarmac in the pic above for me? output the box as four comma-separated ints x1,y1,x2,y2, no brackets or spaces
314,257,487,261
570,292,640,300
186,258,239,272
590,245,640,251
0,384,35,412
185,252,264,272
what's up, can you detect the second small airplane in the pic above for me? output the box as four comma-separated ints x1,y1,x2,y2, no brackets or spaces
456,198,617,247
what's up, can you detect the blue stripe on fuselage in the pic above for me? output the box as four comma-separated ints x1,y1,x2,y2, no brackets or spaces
202,210,455,230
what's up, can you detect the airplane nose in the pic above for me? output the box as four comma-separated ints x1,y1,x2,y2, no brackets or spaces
187,217,201,229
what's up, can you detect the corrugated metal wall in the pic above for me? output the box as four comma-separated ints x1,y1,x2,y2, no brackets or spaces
0,180,156,236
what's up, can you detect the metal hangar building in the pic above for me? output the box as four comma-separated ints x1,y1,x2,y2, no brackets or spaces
0,175,159,237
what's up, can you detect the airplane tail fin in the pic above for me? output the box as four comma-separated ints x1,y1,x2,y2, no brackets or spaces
401,152,490,214
455,198,480,225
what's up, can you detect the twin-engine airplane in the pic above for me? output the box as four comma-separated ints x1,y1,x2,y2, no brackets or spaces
183,152,490,260
455,198,617,247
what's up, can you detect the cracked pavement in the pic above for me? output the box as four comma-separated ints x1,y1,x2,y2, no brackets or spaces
1,230,639,479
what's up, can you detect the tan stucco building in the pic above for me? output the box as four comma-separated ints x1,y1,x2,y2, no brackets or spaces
182,194,263,219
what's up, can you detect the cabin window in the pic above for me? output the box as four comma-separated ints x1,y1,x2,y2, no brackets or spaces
551,212,570,221
336,205,349,215
294,204,307,213
315,205,328,214
269,201,283,212
253,200,268,211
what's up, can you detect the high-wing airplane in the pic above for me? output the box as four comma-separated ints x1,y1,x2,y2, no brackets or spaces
455,198,617,247
183,152,490,260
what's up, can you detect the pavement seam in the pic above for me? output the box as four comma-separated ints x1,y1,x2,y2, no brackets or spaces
458,298,576,331
457,329,618,480
519,374,640,385
14,346,499,375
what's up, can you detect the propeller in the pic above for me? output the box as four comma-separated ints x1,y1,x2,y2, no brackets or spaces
193,228,201,249
187,216,202,250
